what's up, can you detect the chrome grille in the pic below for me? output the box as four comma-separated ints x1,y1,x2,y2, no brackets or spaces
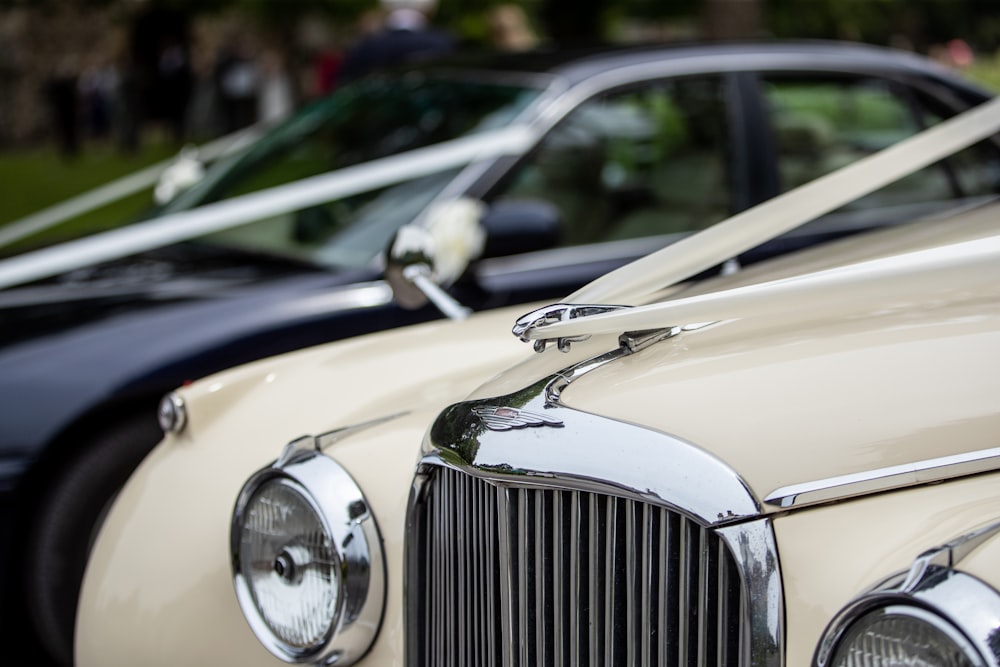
407,465,746,666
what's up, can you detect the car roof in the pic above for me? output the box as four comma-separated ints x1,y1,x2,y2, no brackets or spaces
429,40,986,95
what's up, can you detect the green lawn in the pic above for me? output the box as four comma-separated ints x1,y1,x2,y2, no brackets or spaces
0,142,178,256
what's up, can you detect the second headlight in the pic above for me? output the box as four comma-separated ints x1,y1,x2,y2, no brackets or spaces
815,566,1000,667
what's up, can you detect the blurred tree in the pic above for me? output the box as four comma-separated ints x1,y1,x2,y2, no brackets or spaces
2,0,996,52
702,0,762,40
766,0,1000,52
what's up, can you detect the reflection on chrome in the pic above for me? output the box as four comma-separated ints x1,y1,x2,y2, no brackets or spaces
815,555,1000,667
232,441,384,665
406,332,782,665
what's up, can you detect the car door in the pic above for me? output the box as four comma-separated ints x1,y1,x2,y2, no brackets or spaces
468,72,751,300
737,70,1000,266
465,65,998,303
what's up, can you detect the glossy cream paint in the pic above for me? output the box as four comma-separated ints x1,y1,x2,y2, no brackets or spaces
76,304,537,667
78,202,1000,665
549,204,1000,504
463,204,1000,664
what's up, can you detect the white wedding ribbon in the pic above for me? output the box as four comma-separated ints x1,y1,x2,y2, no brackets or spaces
0,125,537,290
529,234,1000,340
522,96,1000,343
0,125,264,249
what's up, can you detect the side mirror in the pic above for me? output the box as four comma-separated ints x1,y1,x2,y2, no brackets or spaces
385,198,563,318
480,198,562,258
385,198,486,318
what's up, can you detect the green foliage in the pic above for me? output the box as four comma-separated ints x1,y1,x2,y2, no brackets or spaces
966,56,1000,93
766,0,1000,50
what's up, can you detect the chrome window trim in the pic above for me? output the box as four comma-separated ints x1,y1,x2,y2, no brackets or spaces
765,446,1000,510
231,440,385,665
532,52,943,134
411,335,782,666
279,281,395,316
474,233,685,280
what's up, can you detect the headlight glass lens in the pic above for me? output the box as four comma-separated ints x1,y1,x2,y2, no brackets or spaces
831,607,979,667
239,479,340,651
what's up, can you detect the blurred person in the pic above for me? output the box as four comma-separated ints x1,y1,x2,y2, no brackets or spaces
123,5,191,150
339,0,455,83
78,55,118,141
45,59,79,158
185,44,222,140
257,49,294,126
488,4,539,52
948,38,975,68
156,34,193,143
214,36,259,133
310,47,342,98
115,58,141,153
930,39,976,69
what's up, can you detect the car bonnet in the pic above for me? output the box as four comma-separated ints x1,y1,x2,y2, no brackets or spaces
518,201,1000,512
452,96,1000,515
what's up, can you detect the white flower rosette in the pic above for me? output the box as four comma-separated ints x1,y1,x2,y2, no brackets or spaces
154,146,206,205
423,198,487,284
389,197,486,283
386,197,486,317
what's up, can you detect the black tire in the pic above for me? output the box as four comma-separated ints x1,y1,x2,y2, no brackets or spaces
24,414,163,667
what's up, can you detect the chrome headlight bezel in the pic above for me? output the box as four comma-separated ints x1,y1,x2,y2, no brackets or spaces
814,566,1000,667
231,441,385,665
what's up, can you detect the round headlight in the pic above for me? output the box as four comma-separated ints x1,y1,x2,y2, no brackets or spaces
815,567,1000,667
828,606,982,667
238,479,341,650
232,444,384,665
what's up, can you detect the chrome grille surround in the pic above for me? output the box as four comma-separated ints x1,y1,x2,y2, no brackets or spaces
405,335,783,667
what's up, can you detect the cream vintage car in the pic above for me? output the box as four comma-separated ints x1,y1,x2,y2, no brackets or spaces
77,99,1000,667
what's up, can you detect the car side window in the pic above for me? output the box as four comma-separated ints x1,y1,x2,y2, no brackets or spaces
762,76,959,210
914,95,1000,199
496,76,732,246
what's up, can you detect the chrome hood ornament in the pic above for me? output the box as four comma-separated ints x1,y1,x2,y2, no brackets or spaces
513,97,1000,352
511,303,628,352
471,405,563,431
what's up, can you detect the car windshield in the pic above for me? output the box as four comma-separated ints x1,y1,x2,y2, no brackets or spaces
156,72,544,270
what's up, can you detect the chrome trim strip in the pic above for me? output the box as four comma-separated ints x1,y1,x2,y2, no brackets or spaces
765,446,1000,510
717,520,784,667
901,520,1000,592
279,281,395,317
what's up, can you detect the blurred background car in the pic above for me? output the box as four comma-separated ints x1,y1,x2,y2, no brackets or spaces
0,41,998,666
